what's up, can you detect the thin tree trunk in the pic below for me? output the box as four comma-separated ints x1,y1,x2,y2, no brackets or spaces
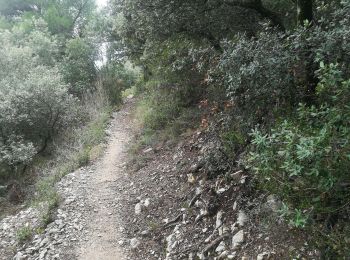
297,0,313,25
296,0,317,104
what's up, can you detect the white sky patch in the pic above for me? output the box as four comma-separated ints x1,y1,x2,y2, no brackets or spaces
95,0,109,68
96,0,108,10
95,42,108,68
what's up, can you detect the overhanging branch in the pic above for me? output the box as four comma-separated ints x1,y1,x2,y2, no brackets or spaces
223,0,285,31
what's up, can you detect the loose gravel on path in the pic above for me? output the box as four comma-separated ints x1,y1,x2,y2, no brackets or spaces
1,100,135,260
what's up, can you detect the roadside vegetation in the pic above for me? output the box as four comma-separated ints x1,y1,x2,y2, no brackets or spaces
110,0,350,257
2,0,350,258
0,0,137,223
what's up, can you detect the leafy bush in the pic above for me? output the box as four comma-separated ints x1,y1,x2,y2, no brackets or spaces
99,62,137,106
0,22,78,175
16,225,33,243
62,37,97,96
217,32,297,131
247,64,350,255
137,79,201,131
215,1,350,132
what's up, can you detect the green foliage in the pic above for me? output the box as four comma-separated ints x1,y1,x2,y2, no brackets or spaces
115,0,290,65
137,80,199,131
217,32,296,131
247,64,350,255
214,1,350,133
100,62,138,106
0,23,78,174
114,0,350,257
0,0,96,37
43,4,73,36
221,130,246,155
62,37,97,96
16,225,33,243
0,0,34,17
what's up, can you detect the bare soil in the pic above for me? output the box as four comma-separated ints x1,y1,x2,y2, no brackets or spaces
76,102,135,260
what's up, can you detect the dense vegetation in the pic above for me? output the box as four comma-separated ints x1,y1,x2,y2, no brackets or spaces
1,0,350,257
110,0,350,257
0,1,136,197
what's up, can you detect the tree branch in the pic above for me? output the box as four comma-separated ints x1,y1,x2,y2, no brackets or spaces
223,0,285,31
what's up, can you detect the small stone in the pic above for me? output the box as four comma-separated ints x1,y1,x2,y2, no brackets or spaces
232,201,237,211
231,170,243,182
232,230,244,250
257,252,269,260
143,148,153,154
13,252,27,260
227,253,237,259
236,211,248,227
219,225,228,236
48,228,59,235
216,210,223,229
240,177,247,184
144,198,150,207
265,195,282,213
141,230,149,236
215,241,226,253
231,223,238,234
135,203,142,215
130,238,140,249
39,237,49,248
187,174,195,184
217,188,226,194
218,251,229,259
39,249,47,260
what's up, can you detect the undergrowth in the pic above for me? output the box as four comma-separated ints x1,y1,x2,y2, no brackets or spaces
246,64,350,257
16,225,33,244
129,80,201,169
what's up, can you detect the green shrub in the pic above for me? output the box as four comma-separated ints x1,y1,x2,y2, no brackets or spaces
61,37,97,97
247,63,350,256
0,25,78,175
77,148,91,167
16,226,33,243
221,130,246,155
215,2,350,132
217,32,297,131
137,79,202,131
100,62,138,106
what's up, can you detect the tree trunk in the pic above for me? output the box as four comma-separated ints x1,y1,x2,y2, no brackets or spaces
297,0,313,26
143,65,152,82
296,1,317,104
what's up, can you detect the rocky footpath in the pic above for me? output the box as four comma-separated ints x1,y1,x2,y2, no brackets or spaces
0,101,136,260
0,98,322,260
1,166,103,259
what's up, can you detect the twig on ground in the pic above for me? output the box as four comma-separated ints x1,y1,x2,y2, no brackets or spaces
201,234,229,255
163,213,183,229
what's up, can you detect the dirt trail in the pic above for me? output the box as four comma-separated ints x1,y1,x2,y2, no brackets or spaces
0,100,136,260
77,101,134,260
